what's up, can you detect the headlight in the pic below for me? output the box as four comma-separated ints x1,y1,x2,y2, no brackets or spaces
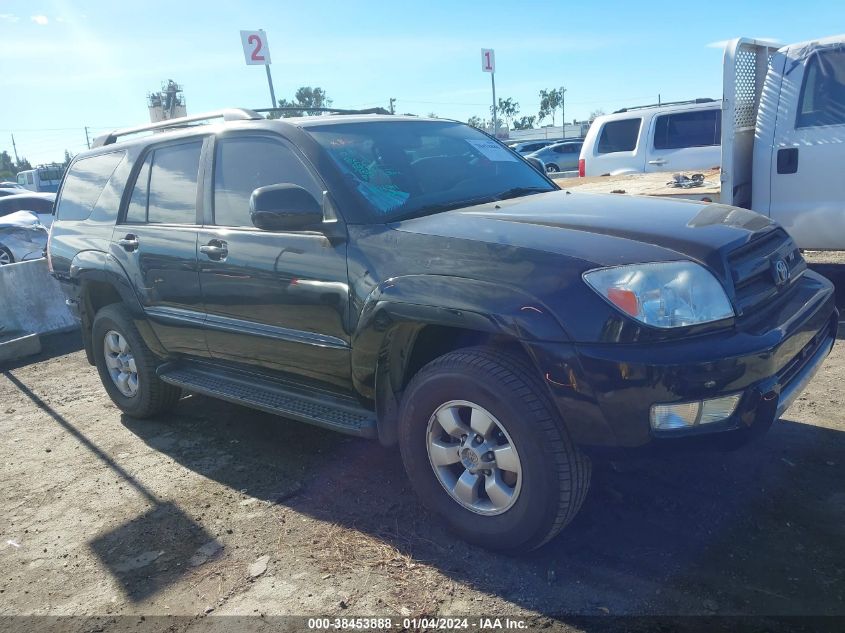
583,261,734,328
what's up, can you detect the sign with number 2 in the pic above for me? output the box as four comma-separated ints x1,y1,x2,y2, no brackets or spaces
240,30,272,65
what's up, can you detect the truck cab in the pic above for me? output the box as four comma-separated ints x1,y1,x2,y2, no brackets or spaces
722,35,845,250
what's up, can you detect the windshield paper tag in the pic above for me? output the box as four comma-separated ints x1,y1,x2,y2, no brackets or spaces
467,139,518,162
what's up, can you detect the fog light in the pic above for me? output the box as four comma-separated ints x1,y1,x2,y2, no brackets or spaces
651,394,742,430
699,394,742,425
651,402,701,430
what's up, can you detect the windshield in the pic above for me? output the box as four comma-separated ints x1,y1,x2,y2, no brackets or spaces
306,120,555,222
37,168,63,182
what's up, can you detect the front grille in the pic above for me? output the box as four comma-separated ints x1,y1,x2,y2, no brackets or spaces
727,229,805,316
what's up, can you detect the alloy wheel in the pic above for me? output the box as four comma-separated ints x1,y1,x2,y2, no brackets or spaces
426,400,522,515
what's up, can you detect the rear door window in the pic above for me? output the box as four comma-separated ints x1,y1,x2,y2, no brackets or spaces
797,48,845,128
653,109,721,149
55,152,125,221
597,119,641,154
147,142,202,224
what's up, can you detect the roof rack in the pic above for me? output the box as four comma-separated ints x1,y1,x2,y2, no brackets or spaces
253,106,392,116
92,108,262,147
613,98,717,114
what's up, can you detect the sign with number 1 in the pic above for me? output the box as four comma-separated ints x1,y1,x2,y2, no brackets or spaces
481,48,495,73
240,30,272,65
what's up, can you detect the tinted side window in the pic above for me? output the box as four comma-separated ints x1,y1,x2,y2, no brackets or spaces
213,137,322,228
653,109,721,150
597,119,641,154
125,155,152,223
797,49,845,128
147,142,202,224
56,152,125,221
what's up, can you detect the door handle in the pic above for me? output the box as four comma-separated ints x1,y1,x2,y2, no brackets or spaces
648,159,667,166
117,234,139,252
777,148,799,174
200,241,228,260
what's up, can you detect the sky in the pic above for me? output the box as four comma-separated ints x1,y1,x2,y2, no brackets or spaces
0,0,843,165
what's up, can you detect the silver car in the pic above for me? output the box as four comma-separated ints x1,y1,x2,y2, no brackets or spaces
526,140,583,174
0,211,48,265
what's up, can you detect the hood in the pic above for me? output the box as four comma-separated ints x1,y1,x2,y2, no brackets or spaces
0,210,42,229
393,190,774,272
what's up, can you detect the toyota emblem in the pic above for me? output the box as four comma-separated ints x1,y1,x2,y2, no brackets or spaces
773,259,790,286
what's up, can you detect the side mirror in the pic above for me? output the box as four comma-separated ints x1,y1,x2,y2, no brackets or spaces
249,184,323,231
526,157,546,175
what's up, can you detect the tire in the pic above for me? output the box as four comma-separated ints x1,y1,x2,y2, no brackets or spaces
546,163,560,174
398,346,591,552
92,303,181,418
0,245,14,266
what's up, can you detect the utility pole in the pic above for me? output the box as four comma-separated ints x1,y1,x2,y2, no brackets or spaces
560,86,567,139
10,134,19,163
389,97,396,114
84,126,91,150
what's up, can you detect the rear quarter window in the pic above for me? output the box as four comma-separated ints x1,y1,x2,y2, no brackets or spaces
596,118,642,154
653,109,721,149
56,152,126,221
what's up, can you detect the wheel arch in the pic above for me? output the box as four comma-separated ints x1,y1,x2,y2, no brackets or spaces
71,252,167,363
351,275,570,446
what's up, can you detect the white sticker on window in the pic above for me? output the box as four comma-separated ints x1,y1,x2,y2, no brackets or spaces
466,139,518,162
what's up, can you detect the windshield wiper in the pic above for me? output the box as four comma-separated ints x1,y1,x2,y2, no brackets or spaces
494,186,554,201
391,195,500,222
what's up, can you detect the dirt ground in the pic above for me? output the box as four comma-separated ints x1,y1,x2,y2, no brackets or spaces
1,265,843,632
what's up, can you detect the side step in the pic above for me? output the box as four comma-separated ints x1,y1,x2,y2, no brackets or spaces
157,362,377,438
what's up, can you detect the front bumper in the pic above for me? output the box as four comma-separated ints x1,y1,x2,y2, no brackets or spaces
528,270,838,448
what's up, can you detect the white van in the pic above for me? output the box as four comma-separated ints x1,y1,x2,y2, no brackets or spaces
16,165,63,193
579,100,721,177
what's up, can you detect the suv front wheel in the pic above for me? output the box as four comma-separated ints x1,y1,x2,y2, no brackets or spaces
92,304,181,418
398,346,591,552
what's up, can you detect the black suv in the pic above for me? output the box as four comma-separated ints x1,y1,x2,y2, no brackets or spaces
49,109,838,552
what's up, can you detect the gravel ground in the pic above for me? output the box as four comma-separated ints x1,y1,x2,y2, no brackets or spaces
1,280,843,631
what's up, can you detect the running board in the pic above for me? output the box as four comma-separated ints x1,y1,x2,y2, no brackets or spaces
157,362,377,438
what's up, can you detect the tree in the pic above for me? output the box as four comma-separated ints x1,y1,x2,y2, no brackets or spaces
427,112,438,118
0,150,15,179
62,150,75,168
15,157,31,172
512,115,536,130
538,88,564,126
491,97,519,130
271,87,332,118
467,116,484,129
589,109,606,122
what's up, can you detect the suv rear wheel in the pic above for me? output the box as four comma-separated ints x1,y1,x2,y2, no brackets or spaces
92,304,181,418
398,346,591,552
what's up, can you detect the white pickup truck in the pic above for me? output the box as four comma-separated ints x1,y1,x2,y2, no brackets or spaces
569,34,845,251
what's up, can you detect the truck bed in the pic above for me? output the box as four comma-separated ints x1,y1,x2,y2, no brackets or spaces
553,168,722,203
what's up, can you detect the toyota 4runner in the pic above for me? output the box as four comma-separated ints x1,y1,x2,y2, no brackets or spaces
48,109,838,552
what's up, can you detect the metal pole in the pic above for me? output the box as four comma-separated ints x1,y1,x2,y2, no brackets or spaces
11,134,19,163
84,126,91,150
265,65,277,108
491,73,498,138
561,86,567,139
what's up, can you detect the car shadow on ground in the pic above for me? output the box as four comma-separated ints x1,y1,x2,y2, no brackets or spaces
117,393,845,620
